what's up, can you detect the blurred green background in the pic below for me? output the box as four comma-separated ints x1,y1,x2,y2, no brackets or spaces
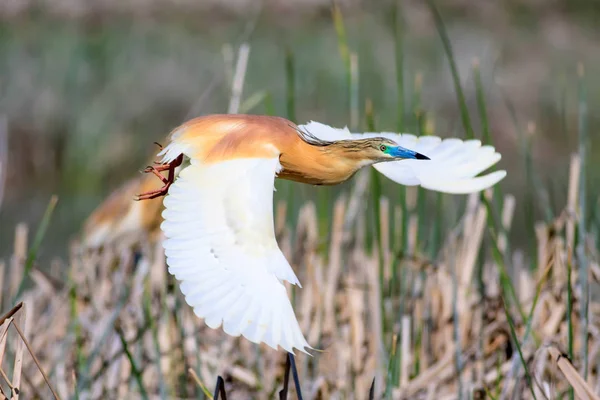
0,0,598,260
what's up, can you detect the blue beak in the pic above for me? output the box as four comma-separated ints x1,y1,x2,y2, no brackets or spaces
390,146,430,160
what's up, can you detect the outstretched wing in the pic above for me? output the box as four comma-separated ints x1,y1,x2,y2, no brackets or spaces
298,121,506,194
161,156,311,354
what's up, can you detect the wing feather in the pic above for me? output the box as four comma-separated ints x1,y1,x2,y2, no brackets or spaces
161,157,310,354
297,121,506,194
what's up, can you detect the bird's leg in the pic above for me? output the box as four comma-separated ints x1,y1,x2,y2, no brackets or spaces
135,153,183,201
212,376,227,400
279,353,303,400
143,165,169,184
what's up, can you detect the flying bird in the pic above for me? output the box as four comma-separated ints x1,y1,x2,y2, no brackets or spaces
136,114,506,355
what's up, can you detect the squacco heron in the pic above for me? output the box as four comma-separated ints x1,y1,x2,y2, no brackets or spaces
136,114,506,354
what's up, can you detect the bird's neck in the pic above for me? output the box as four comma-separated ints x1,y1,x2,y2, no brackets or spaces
277,141,375,185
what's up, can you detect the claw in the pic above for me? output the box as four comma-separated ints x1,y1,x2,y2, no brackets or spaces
136,153,183,201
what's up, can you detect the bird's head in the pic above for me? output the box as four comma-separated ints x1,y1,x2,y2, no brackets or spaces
334,137,430,164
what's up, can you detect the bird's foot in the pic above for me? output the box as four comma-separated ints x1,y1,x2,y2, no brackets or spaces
135,153,183,201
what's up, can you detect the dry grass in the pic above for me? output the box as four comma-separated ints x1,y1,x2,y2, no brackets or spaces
0,154,598,399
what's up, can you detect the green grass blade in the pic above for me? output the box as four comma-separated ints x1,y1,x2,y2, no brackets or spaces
473,59,491,145
116,325,150,400
392,0,405,131
481,196,530,335
385,334,398,399
426,0,474,139
14,195,58,301
331,2,351,99
285,48,296,123
501,94,555,271
473,60,504,210
577,62,589,379
69,279,83,400
263,91,276,116
366,101,388,337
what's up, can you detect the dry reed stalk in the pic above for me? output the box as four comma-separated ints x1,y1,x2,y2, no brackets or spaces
379,197,391,284
11,305,25,399
10,224,27,301
400,315,411,388
566,154,580,254
363,250,384,395
0,115,6,214
275,200,287,238
307,258,324,347
533,347,551,400
150,237,166,296
343,169,370,232
12,317,60,399
0,262,4,311
347,273,364,375
458,202,487,345
396,349,454,398
498,194,516,253
0,318,13,369
227,43,251,114
323,197,346,335
542,302,566,338
547,346,600,400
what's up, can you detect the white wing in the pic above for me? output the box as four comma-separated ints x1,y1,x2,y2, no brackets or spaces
161,157,311,354
298,121,506,194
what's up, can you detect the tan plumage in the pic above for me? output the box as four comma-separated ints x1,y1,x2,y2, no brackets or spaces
82,171,166,249
162,114,407,186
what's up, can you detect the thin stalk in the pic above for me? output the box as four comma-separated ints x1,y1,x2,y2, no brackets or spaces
426,0,474,139
481,197,530,333
577,62,589,379
501,295,538,400
412,325,423,377
69,279,83,400
14,195,58,301
393,0,409,274
451,253,463,399
473,59,491,144
116,326,150,400
366,101,388,337
429,193,443,257
412,73,423,133
331,2,351,103
263,91,276,116
143,280,167,399
473,61,503,210
567,249,575,400
413,73,428,250
392,0,405,131
502,95,553,256
285,48,296,123
384,335,398,400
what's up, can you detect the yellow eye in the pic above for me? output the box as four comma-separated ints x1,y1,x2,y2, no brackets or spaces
380,145,387,152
